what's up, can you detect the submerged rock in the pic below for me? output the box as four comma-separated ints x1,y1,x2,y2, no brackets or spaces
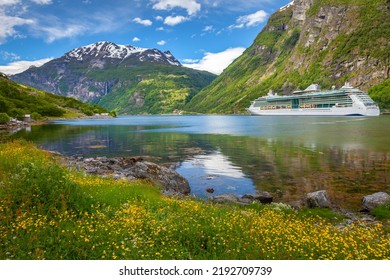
360,192,390,212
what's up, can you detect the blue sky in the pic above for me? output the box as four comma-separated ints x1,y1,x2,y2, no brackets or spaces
0,0,292,75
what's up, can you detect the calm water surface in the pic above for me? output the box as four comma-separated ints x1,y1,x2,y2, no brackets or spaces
11,115,390,210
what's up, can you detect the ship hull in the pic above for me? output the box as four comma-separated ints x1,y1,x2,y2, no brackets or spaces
247,107,380,116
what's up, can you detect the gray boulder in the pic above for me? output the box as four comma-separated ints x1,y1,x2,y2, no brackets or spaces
241,191,273,204
211,193,240,204
306,190,332,208
128,160,190,195
360,192,390,212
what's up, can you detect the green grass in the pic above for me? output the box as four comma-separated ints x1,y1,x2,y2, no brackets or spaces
371,202,390,220
0,141,389,260
0,75,109,119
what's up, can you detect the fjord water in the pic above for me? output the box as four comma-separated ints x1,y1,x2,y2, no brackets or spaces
12,115,390,210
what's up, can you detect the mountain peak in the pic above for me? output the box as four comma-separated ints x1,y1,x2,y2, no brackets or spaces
65,41,181,66
66,41,147,61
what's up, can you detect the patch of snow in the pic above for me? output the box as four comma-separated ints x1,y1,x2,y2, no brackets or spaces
66,41,180,66
279,0,294,11
67,41,148,61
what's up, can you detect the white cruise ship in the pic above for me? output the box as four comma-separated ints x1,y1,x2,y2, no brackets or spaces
247,83,380,116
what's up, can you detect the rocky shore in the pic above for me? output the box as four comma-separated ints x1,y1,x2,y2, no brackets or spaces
63,155,389,219
56,152,390,230
59,153,390,230
64,155,190,196
0,119,32,134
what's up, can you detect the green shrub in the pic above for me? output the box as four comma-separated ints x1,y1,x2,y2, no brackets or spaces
31,112,43,120
0,112,10,124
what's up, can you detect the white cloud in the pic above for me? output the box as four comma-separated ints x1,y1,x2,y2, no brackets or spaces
155,15,163,21
0,57,52,75
0,0,53,5
229,10,268,29
0,14,35,43
164,15,188,26
183,47,245,75
0,50,20,61
202,0,272,12
37,24,87,43
202,25,213,32
156,26,164,31
26,11,124,43
157,40,166,45
152,0,201,16
182,58,198,63
133,17,153,26
0,0,21,6
132,36,140,42
30,0,52,4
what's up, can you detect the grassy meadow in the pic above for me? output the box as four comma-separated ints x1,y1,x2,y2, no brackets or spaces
0,141,389,260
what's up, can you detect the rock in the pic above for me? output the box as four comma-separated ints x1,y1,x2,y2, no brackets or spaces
360,192,390,212
242,191,273,204
206,188,214,193
305,190,332,208
128,160,190,195
211,194,239,204
65,156,190,195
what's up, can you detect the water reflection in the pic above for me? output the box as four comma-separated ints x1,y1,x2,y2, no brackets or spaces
177,150,256,197
9,115,390,210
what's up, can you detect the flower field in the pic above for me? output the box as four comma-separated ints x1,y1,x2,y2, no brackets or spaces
0,141,389,260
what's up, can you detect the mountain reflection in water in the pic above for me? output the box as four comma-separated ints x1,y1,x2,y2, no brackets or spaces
10,115,390,210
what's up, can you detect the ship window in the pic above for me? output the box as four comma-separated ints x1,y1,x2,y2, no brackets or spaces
355,94,376,106
292,99,299,109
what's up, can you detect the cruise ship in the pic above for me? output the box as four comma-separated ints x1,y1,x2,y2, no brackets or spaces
247,83,380,116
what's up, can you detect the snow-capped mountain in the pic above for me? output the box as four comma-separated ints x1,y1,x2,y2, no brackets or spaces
11,41,215,114
65,41,181,66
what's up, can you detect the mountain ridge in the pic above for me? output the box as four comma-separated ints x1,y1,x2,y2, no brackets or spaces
11,42,216,114
64,41,181,66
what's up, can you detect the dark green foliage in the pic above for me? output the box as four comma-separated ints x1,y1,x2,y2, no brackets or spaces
0,112,10,124
30,112,43,120
0,76,109,118
368,79,390,110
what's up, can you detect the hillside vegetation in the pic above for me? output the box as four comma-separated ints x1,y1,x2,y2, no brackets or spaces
92,65,216,114
185,0,389,113
0,73,110,119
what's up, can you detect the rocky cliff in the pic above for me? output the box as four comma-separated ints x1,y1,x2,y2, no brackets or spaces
185,0,389,113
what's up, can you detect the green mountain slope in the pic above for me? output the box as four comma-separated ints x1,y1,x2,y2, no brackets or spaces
0,73,109,119
12,42,216,115
185,0,389,113
93,65,216,114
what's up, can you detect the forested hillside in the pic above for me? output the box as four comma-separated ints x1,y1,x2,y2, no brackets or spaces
185,0,389,113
